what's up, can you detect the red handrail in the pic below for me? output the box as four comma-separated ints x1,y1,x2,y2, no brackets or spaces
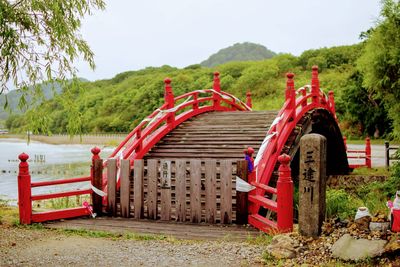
249,66,338,217
104,72,252,187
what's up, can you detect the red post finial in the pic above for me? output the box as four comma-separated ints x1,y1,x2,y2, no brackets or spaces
213,72,221,110
164,77,174,108
91,147,101,161
328,91,337,120
286,73,296,118
277,153,293,232
163,77,175,125
19,153,29,162
246,91,252,108
213,72,221,92
311,66,320,102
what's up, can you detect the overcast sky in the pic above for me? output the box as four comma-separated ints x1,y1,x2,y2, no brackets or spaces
76,0,382,81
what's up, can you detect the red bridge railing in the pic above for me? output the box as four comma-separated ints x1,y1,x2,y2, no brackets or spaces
343,136,372,169
105,72,252,187
248,66,338,232
17,148,103,224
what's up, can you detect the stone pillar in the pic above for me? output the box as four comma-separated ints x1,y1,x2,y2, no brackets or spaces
299,133,327,237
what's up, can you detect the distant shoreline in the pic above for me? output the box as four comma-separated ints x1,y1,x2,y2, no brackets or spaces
0,134,125,146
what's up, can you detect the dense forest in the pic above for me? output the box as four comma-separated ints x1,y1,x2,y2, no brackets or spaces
4,0,400,140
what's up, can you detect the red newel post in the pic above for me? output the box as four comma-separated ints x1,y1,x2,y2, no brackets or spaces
18,153,32,224
365,137,372,168
311,66,319,104
246,91,252,109
164,78,175,125
136,128,142,153
286,73,296,119
277,154,293,232
328,91,337,120
91,147,103,215
343,136,348,151
213,72,222,110
193,92,199,110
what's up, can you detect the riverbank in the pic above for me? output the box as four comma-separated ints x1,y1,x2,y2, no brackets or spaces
0,134,126,146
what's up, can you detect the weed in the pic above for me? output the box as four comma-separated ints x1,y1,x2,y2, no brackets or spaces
58,228,172,241
246,233,273,246
326,189,363,220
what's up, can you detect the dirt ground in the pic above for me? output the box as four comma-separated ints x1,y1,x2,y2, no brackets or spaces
0,226,266,267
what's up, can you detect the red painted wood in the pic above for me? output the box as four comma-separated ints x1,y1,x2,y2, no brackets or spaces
18,153,32,224
246,91,252,108
248,214,277,232
31,176,91,187
31,207,90,223
276,154,293,232
366,137,372,168
31,189,92,201
213,72,221,110
248,195,277,211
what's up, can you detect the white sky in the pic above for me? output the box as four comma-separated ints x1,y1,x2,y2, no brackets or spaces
76,0,382,81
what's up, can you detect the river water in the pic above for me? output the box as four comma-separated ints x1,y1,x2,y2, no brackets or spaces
0,138,113,201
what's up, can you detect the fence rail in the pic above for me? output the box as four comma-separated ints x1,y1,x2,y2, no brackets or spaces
385,141,400,169
17,148,101,224
343,136,372,169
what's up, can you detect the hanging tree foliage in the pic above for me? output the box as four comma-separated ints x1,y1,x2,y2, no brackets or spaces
0,0,105,100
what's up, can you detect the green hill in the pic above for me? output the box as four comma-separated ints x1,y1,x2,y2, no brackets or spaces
200,42,276,67
0,82,62,121
7,43,388,138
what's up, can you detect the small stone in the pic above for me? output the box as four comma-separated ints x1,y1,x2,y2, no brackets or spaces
331,234,387,261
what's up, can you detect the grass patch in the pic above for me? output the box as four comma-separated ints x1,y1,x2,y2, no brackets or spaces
33,195,91,211
58,228,174,241
326,189,364,220
0,199,19,226
351,166,390,176
246,233,273,246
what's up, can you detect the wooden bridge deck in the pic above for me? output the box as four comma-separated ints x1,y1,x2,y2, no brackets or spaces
44,217,261,241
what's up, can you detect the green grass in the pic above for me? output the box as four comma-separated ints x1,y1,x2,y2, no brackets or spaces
0,199,19,226
351,166,390,176
246,233,273,246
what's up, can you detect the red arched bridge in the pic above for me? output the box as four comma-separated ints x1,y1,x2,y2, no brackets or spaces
17,66,372,233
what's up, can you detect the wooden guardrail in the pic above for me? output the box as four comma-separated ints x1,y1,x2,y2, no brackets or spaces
105,158,249,224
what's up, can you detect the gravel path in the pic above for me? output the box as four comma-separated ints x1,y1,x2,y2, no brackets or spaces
0,226,265,267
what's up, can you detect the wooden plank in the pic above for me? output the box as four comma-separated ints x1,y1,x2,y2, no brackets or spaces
133,160,144,219
160,160,171,221
190,160,201,223
175,160,186,222
236,160,248,225
120,159,131,218
107,158,117,216
220,160,232,224
147,159,158,220
92,159,103,216
205,160,217,223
